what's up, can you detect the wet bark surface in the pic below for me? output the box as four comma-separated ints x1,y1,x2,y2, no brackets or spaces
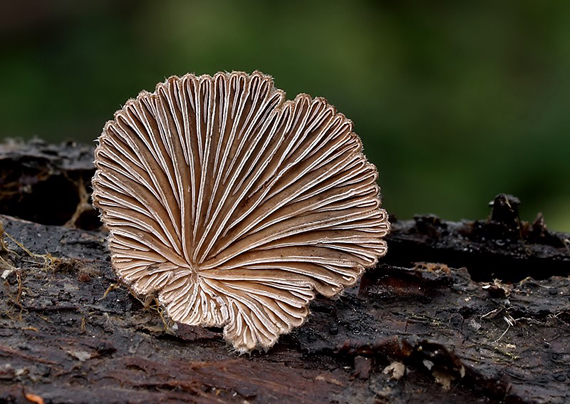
0,140,569,404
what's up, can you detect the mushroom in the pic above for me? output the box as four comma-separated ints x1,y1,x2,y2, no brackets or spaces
92,71,389,352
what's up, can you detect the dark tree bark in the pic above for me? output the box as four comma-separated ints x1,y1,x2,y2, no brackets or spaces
0,140,568,404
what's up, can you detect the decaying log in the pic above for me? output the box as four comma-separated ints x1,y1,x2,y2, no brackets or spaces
0,141,569,403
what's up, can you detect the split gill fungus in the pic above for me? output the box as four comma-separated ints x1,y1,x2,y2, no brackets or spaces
92,71,389,352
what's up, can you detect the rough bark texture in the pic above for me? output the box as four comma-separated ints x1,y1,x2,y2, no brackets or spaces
0,140,569,404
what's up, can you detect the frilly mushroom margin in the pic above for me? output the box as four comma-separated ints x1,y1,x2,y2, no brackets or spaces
92,71,390,353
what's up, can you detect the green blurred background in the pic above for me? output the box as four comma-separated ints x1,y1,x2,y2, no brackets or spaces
1,0,569,231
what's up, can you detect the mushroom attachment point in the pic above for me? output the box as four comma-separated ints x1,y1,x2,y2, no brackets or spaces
92,71,389,352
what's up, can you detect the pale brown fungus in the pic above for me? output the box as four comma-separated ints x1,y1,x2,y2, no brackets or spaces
92,71,389,352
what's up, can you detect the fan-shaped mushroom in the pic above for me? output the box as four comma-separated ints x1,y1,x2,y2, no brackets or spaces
92,71,389,352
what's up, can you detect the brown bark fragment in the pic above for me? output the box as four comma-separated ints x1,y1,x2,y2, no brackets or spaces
0,141,569,403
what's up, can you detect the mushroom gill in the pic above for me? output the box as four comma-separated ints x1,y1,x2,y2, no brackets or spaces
92,71,389,352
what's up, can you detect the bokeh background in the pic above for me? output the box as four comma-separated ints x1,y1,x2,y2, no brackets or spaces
1,0,569,231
